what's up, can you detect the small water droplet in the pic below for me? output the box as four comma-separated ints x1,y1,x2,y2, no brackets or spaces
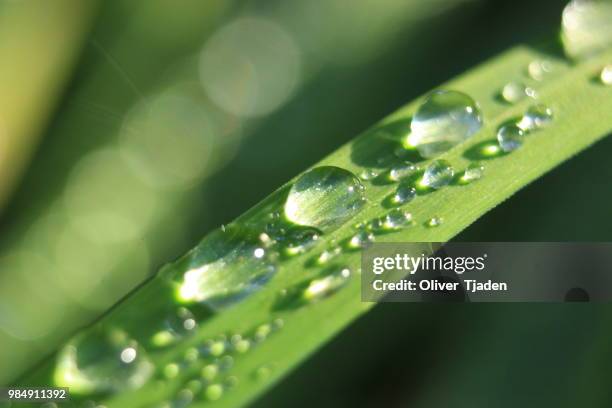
460,162,485,183
408,90,483,158
359,169,380,181
600,65,612,85
497,124,525,152
201,364,219,381
204,384,224,401
272,318,284,330
316,246,341,264
54,328,153,394
518,104,553,131
254,324,272,342
501,82,536,103
164,363,180,379
175,225,277,309
231,335,251,353
420,160,454,189
284,227,321,256
347,230,375,249
382,209,413,230
388,162,417,181
285,166,366,231
527,60,553,81
183,348,199,364
302,267,351,302
151,307,198,347
562,0,612,59
391,184,417,205
205,338,227,357
425,217,443,228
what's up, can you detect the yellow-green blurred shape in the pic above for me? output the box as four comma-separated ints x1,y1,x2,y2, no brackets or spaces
0,0,98,212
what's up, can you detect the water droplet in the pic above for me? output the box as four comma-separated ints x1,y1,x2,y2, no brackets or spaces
204,384,224,401
359,169,380,181
205,338,227,357
201,364,219,381
518,104,553,131
54,328,153,394
284,227,321,256
460,162,485,183
425,217,443,228
254,324,272,342
285,166,366,231
382,209,413,230
527,60,552,81
302,267,351,302
347,230,375,249
316,245,341,264
164,363,180,379
562,0,612,59
174,225,277,309
501,82,536,103
231,335,251,353
388,162,417,181
272,318,284,330
183,348,199,363
420,160,454,189
408,90,483,158
391,184,417,205
497,124,525,152
151,307,197,347
600,65,612,85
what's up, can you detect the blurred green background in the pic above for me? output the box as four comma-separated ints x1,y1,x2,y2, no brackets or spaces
0,0,610,406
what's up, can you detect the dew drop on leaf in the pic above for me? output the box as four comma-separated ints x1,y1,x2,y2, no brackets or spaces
388,162,417,181
460,162,485,183
173,225,277,310
600,65,612,85
285,166,366,231
497,123,526,152
518,104,554,131
425,217,444,228
420,160,454,189
407,90,483,158
54,327,153,395
391,184,417,205
302,266,351,303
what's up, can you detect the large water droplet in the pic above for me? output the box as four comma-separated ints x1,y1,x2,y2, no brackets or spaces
600,65,612,85
518,104,554,131
562,0,612,60
54,328,153,394
174,225,277,309
497,124,525,152
420,160,454,189
285,166,366,231
408,90,483,158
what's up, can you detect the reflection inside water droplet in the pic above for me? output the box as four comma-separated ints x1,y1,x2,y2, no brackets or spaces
285,166,366,231
173,225,277,310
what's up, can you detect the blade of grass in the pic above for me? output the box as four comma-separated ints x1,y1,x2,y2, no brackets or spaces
17,43,612,407
0,0,98,214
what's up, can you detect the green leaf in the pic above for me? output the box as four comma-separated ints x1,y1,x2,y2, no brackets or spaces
18,44,612,407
